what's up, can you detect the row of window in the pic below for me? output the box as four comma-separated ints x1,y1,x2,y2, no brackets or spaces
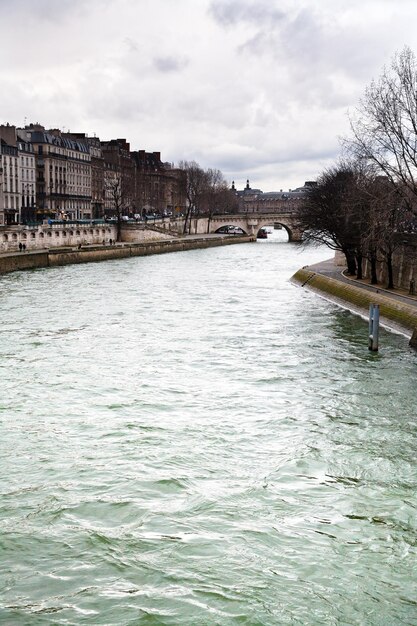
39,146,90,162
49,163,90,174
20,156,35,166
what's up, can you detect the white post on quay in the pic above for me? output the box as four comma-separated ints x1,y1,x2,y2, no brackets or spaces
368,304,380,351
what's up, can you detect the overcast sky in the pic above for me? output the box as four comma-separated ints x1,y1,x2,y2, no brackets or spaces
1,0,417,191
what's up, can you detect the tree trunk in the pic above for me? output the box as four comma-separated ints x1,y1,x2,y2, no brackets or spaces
116,217,121,242
386,252,394,289
183,207,192,234
344,249,357,275
356,253,363,279
370,254,378,284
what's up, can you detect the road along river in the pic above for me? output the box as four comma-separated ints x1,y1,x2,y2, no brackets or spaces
1,231,416,625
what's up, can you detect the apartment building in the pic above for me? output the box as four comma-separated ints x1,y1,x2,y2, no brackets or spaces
19,124,92,220
0,140,19,225
1,121,187,223
65,133,104,218
17,138,36,223
101,139,135,215
103,160,122,216
131,150,186,215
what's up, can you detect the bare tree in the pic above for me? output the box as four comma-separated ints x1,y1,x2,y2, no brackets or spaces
296,161,370,275
346,46,417,210
362,176,407,288
201,169,237,233
105,176,132,242
178,161,209,234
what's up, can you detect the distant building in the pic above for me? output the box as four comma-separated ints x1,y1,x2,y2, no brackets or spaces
232,179,313,213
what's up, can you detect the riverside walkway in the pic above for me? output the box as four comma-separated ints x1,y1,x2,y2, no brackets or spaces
293,258,417,344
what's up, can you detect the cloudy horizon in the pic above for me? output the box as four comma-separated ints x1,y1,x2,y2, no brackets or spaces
1,0,417,191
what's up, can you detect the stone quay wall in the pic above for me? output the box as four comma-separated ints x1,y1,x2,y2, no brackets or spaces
0,235,255,276
292,267,417,338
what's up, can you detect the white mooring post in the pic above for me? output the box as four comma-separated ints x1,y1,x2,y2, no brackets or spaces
368,303,380,351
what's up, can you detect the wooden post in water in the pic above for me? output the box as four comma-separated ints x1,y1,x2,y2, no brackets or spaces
368,304,380,351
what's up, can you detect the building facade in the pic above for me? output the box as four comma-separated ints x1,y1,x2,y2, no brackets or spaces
0,141,19,225
17,138,36,223
19,125,92,220
131,150,186,215
101,139,135,216
232,179,313,213
103,161,122,216
0,125,37,224
1,121,188,223
65,133,104,218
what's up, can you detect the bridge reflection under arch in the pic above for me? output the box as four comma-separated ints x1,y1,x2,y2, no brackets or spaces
214,221,291,242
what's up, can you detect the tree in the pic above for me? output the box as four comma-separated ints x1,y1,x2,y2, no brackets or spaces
178,161,209,234
178,161,236,234
105,176,132,242
346,46,417,211
296,161,372,275
201,169,238,233
362,176,406,289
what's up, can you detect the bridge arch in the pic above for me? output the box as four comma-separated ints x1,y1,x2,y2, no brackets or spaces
255,221,293,242
214,223,248,235
209,213,301,242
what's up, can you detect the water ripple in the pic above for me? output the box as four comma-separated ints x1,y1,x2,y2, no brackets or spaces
1,238,417,625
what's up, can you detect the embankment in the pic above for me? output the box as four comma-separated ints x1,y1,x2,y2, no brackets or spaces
0,235,255,275
292,267,417,339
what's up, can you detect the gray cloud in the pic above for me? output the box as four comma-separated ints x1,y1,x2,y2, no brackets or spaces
1,0,417,191
153,56,189,73
209,0,285,26
0,0,90,21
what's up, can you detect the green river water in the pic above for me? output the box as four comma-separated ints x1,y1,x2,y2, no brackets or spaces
0,233,416,625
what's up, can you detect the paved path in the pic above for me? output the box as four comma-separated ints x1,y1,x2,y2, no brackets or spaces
306,258,417,309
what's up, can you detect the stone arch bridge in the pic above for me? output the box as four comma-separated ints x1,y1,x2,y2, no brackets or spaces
166,211,302,242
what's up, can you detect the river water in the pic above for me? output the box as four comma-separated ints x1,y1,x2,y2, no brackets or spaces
1,232,416,625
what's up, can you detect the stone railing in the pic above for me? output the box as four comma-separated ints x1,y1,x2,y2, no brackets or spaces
0,222,117,253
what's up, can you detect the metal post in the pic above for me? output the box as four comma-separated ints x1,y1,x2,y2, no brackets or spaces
368,304,380,351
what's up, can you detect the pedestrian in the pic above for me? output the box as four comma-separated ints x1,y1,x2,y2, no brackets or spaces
19,242,23,251
22,243,26,251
